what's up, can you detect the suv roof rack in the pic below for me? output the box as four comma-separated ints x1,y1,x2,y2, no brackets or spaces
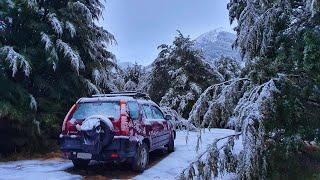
92,91,151,100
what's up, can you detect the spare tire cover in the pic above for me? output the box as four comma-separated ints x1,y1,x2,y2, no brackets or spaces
80,115,115,151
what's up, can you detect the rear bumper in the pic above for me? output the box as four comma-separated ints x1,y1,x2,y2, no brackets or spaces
60,135,137,161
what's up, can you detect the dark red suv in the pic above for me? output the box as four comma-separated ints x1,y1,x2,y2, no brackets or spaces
60,92,175,172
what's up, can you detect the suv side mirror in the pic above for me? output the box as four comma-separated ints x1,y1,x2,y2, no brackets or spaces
165,114,172,121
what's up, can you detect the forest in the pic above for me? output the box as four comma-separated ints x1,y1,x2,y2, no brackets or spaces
0,0,320,179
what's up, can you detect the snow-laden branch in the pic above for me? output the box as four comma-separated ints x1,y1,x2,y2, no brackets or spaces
188,78,250,128
83,78,100,94
56,39,84,74
47,13,63,36
179,132,242,180
25,0,37,9
40,32,53,52
69,1,93,25
29,94,37,111
181,79,279,180
65,21,76,38
228,0,317,59
0,46,31,77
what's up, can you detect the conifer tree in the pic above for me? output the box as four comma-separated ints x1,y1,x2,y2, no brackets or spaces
0,0,116,155
148,31,223,118
182,0,320,179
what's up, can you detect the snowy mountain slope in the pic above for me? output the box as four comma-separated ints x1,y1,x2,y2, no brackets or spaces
118,61,135,69
193,28,242,65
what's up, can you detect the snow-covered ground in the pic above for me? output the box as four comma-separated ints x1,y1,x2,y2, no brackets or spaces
0,129,241,180
0,159,80,180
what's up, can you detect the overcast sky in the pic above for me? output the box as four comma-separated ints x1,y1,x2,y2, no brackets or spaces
101,0,232,65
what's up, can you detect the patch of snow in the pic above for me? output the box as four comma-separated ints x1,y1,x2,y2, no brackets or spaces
79,115,114,131
135,129,238,180
0,129,240,180
0,159,81,180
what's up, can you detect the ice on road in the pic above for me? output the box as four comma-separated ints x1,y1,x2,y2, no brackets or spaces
0,129,239,180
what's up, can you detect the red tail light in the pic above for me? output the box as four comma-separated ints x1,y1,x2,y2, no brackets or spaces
120,100,129,136
62,104,77,134
111,153,119,158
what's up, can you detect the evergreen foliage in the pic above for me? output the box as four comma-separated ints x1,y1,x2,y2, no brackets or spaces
182,0,320,179
148,31,223,118
0,0,115,155
214,56,241,81
228,1,320,177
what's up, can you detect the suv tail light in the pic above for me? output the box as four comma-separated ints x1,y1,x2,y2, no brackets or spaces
62,104,77,135
120,100,129,136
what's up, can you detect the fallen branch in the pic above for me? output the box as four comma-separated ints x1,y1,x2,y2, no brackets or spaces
180,132,242,177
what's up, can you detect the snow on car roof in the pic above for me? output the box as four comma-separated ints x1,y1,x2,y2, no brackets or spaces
77,96,135,103
77,96,158,107
137,99,159,107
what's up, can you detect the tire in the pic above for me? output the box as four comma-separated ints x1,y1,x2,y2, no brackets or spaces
72,159,90,169
131,142,149,172
167,134,175,153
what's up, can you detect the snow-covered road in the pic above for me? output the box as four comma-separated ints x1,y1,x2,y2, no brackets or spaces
0,129,238,180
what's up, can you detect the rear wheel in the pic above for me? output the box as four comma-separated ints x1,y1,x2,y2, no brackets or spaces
131,142,149,172
72,159,90,169
166,134,175,153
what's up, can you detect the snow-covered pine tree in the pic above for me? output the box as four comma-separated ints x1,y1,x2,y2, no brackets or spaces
0,0,116,155
182,0,320,179
124,80,137,91
227,1,320,176
123,62,144,85
181,78,279,180
214,56,241,81
148,31,224,118
121,62,148,91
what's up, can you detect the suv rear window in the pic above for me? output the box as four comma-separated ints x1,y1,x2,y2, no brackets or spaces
72,102,120,120
127,101,140,120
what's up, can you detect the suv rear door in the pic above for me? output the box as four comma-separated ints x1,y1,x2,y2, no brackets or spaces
150,105,170,146
141,104,163,150
126,101,142,136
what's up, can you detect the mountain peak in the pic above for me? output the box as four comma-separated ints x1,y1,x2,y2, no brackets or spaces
193,28,241,65
195,27,231,42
